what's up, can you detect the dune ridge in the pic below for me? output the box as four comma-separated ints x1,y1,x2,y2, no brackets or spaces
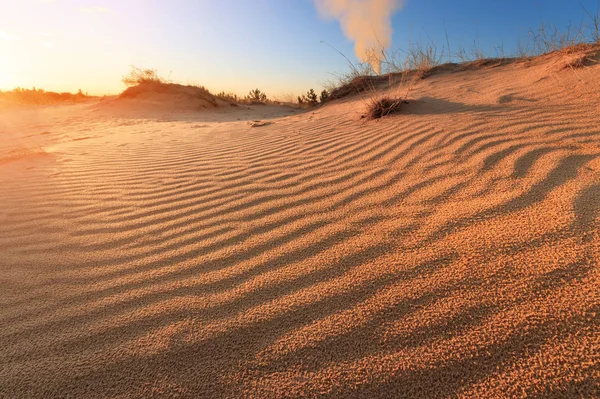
0,50,599,398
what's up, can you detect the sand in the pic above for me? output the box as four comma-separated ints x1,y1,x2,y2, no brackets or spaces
1,48,599,398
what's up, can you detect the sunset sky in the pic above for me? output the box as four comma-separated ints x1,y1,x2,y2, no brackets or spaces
0,0,598,97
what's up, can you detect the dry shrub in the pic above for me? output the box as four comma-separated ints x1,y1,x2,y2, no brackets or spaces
216,92,240,103
366,97,406,119
564,56,587,69
563,50,600,69
122,66,166,87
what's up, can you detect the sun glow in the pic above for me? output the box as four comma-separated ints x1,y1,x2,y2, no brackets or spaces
0,68,16,91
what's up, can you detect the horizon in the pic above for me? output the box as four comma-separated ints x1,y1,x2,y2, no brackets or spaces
0,0,598,97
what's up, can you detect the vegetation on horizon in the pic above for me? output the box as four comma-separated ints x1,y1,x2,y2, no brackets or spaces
0,87,91,106
245,88,268,103
297,89,318,106
215,91,240,103
296,88,329,107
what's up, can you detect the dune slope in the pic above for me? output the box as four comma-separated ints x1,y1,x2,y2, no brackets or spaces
1,50,599,398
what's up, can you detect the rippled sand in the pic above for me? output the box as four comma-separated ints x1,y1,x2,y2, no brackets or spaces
1,49,599,398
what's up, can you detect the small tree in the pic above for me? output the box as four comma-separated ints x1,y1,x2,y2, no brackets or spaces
320,89,329,103
247,88,267,102
306,89,318,105
298,89,319,107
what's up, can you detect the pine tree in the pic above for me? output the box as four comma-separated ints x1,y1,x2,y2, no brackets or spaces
320,89,329,103
247,88,267,102
306,89,318,106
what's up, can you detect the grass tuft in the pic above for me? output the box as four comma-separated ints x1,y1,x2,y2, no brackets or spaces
122,66,166,87
366,97,406,119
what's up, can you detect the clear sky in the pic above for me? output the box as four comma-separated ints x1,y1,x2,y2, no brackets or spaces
0,0,598,97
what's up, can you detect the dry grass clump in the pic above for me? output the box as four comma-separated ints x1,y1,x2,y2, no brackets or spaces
122,66,166,87
564,56,588,69
391,41,446,74
216,92,240,103
365,97,406,119
562,45,600,69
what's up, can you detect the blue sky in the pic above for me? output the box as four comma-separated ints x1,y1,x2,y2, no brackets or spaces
0,0,598,97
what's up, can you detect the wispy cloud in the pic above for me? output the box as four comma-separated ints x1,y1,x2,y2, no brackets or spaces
81,6,111,13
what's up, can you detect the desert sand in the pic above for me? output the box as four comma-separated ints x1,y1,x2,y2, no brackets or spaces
1,48,599,398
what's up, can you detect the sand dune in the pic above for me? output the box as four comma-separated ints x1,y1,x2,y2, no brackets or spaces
97,82,225,117
1,49,599,398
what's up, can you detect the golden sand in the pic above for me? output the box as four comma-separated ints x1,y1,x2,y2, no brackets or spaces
1,50,599,398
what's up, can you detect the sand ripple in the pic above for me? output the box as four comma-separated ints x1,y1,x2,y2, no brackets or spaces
0,56,599,398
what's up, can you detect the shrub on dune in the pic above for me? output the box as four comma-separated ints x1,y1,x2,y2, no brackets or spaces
319,89,329,103
366,97,406,119
245,88,268,103
122,66,166,87
297,88,319,107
